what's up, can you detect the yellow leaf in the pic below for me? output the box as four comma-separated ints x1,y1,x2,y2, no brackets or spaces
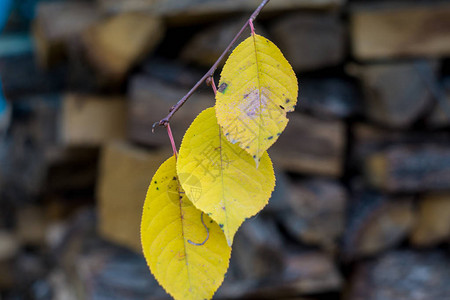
215,34,298,164
177,107,275,245
141,156,231,300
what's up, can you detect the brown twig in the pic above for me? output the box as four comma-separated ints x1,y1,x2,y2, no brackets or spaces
155,0,270,129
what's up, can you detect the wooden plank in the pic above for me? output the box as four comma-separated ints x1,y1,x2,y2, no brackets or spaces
351,3,450,60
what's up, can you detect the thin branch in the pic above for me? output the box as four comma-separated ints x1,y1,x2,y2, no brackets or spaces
155,0,270,128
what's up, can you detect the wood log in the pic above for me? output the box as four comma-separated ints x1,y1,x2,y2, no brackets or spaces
270,13,345,71
411,193,450,247
352,123,450,166
349,250,450,300
97,141,169,252
299,77,361,119
365,144,450,192
33,1,101,68
61,94,126,146
351,3,450,60
343,192,415,260
279,179,347,251
244,251,342,298
127,76,212,147
82,13,165,82
269,113,345,177
350,61,436,128
232,216,284,280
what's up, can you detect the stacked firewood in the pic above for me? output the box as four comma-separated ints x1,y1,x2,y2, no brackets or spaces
1,0,450,299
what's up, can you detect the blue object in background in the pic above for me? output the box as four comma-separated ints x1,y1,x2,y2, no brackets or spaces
0,0,14,33
0,78,11,135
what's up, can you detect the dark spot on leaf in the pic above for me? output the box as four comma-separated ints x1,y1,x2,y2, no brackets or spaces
156,187,159,190
277,132,281,136
219,224,224,229
246,146,250,149
285,99,291,103
279,105,285,110
268,136,273,140
218,82,228,93
253,155,256,159
154,181,157,184
172,176,176,180
243,93,249,99
225,132,229,136
210,220,213,223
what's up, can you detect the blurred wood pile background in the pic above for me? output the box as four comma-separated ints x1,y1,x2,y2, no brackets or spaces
1,0,450,299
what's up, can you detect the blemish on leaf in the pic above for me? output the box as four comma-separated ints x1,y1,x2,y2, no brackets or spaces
172,176,177,180
154,181,157,184
267,136,273,140
219,224,224,229
279,105,285,110
277,132,281,136
156,187,159,190
218,82,228,93
285,98,291,103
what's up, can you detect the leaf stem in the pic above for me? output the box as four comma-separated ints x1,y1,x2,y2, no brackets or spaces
156,0,270,128
208,76,218,95
166,123,178,157
249,19,255,35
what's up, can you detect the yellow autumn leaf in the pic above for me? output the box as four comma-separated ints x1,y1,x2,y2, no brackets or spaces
177,107,275,245
141,156,231,300
215,34,298,164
